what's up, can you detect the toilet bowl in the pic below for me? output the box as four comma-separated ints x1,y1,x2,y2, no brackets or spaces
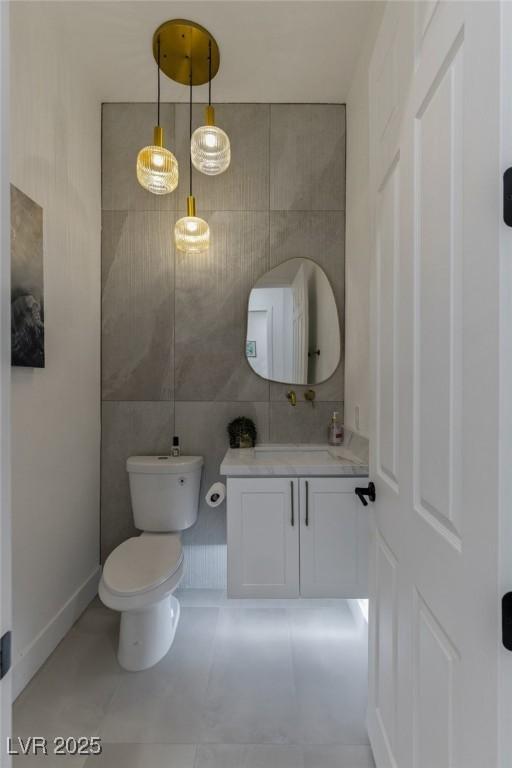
99,533,184,670
99,455,203,671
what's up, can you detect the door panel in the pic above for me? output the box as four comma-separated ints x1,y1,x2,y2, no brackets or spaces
413,589,459,768
368,3,503,767
414,29,463,548
227,478,299,598
374,534,398,768
377,155,400,491
299,478,366,598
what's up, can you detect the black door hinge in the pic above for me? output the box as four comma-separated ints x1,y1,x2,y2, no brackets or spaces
503,593,512,651
0,631,11,679
504,168,512,226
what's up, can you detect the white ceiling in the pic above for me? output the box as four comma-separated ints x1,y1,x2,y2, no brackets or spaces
50,1,379,103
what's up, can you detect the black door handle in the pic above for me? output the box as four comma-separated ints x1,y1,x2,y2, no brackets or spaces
355,482,376,507
503,593,512,650
504,168,512,226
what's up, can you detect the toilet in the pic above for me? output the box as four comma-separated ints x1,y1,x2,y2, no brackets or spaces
99,454,203,671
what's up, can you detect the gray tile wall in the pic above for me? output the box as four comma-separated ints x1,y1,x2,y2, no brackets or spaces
101,103,346,586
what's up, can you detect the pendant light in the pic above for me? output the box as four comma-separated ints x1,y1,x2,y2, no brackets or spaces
136,36,179,195
175,73,210,253
190,39,231,176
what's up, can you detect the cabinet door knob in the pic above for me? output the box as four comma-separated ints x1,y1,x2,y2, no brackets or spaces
290,481,294,527
305,480,309,526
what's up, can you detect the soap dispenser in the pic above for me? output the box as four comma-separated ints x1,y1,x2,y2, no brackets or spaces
328,412,343,446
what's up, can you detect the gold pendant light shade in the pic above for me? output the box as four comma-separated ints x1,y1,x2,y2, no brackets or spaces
191,108,230,176
137,127,179,195
175,196,210,253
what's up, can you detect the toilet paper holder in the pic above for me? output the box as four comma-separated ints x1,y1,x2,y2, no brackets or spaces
205,481,226,508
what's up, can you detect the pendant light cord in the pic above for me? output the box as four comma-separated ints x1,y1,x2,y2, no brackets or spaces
157,36,161,126
189,65,193,197
208,39,212,107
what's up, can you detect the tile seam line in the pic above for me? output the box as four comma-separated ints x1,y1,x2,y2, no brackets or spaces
101,209,346,214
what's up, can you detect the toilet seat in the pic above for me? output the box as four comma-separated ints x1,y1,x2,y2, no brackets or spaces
102,534,183,597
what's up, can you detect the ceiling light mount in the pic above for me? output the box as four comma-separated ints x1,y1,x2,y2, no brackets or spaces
153,19,220,86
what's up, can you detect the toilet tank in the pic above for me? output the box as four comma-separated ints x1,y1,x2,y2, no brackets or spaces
127,455,203,532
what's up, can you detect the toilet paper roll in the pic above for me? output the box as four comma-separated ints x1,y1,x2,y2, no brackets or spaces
205,482,226,508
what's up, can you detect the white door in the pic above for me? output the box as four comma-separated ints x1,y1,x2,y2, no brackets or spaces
299,478,368,598
247,309,271,379
291,264,309,384
0,0,11,759
368,2,512,767
227,478,299,598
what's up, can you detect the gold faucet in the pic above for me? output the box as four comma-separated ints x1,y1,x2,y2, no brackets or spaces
304,389,316,407
286,390,297,406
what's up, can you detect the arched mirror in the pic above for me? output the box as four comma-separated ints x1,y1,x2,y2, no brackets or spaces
245,258,340,385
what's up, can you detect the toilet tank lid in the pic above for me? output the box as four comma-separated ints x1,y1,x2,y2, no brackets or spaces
127,455,204,474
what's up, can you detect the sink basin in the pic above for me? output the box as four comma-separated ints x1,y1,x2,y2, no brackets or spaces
254,448,338,464
254,444,358,466
220,443,368,477
255,445,328,454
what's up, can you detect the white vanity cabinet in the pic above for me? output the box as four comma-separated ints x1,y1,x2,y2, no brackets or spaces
227,476,368,598
227,478,299,598
298,478,368,597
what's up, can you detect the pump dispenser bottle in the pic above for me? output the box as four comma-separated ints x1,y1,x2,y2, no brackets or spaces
328,412,343,446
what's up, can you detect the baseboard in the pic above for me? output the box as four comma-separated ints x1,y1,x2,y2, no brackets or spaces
12,566,101,701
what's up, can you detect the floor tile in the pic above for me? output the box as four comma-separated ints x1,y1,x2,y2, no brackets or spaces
200,607,299,744
100,608,218,744
175,589,227,608
195,744,375,768
85,743,196,768
303,745,375,768
13,753,87,768
14,594,373,765
72,597,119,637
290,605,370,746
195,744,304,768
13,622,121,743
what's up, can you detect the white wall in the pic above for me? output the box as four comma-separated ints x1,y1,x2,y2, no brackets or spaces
10,4,101,697
344,4,384,438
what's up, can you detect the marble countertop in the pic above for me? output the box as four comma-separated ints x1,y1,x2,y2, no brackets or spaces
220,443,369,477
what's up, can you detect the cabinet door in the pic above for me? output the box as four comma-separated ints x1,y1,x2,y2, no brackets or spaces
227,478,299,598
299,477,368,598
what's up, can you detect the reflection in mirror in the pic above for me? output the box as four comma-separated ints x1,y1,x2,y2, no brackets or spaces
245,258,340,385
